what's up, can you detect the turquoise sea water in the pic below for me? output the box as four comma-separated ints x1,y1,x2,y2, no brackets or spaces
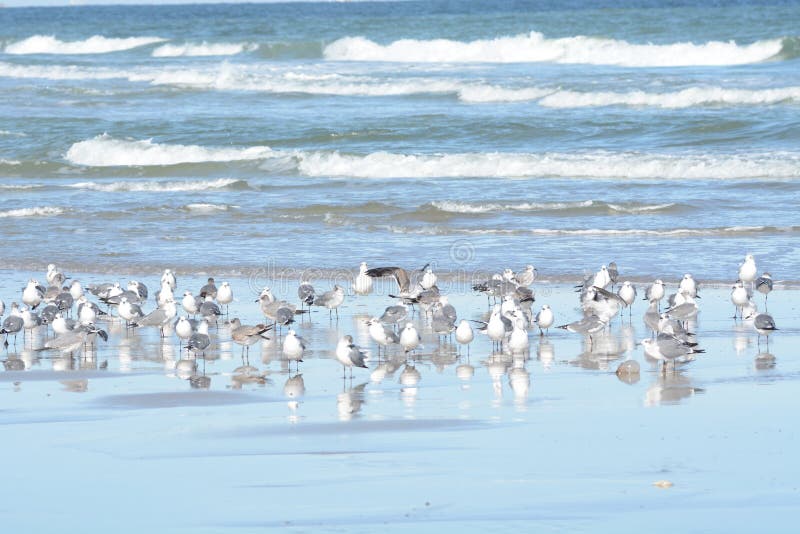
1,0,799,279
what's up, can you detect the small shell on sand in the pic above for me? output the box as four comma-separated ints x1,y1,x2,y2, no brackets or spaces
653,480,674,489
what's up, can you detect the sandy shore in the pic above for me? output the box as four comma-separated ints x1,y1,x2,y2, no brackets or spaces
0,271,798,532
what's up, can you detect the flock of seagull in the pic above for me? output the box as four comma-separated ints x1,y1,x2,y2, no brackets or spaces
0,253,779,382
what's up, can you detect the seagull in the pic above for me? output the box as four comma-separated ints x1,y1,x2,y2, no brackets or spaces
367,317,399,356
617,281,637,317
182,290,199,315
750,312,778,346
118,296,144,328
174,316,195,350
507,314,530,355
297,282,315,310
431,301,456,340
133,299,177,336
755,273,773,310
199,277,217,299
198,296,222,322
313,285,345,319
42,323,108,355
77,296,104,325
1,314,23,348
128,280,148,301
335,335,368,378
399,323,421,354
379,301,408,326
641,335,703,372
607,262,619,288
68,280,84,301
730,281,750,319
22,279,46,310
455,320,474,354
420,267,437,290
644,279,666,309
51,312,77,336
678,274,698,298
217,282,233,315
665,290,699,325
161,269,177,291
534,304,554,335
557,314,606,345
738,254,757,286
46,264,68,287
366,265,427,299
187,319,211,357
592,265,611,290
485,305,511,348
282,329,305,371
353,262,373,295
514,265,537,287
229,318,271,356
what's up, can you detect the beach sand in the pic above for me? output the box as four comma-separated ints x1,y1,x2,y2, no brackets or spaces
0,271,798,532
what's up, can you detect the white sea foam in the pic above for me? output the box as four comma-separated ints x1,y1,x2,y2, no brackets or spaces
382,224,794,237
324,32,783,67
68,179,244,192
0,206,65,218
430,200,676,214
457,85,554,103
0,130,26,137
0,184,44,190
539,86,800,108
296,151,800,180
151,42,256,57
430,200,595,213
606,203,676,213
4,35,165,55
0,158,21,165
65,134,276,166
182,203,239,212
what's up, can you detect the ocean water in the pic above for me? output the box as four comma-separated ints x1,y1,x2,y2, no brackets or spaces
1,0,799,280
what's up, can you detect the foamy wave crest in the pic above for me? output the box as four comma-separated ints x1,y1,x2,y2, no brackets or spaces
4,35,165,55
65,134,276,167
458,85,554,103
430,200,594,213
182,203,239,213
0,184,44,190
540,86,800,108
0,158,21,165
0,206,65,218
527,226,797,236
381,225,798,237
324,32,783,67
68,179,246,192
297,151,800,180
430,200,676,214
151,42,256,57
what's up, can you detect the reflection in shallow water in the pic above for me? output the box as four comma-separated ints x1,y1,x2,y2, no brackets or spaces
537,339,555,370
61,379,88,393
508,359,530,405
754,352,776,370
0,280,793,425
645,372,703,406
337,382,367,421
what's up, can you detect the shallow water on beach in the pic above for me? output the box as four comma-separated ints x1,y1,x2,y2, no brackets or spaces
1,272,798,532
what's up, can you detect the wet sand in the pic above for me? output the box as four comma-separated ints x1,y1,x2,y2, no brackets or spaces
0,272,798,532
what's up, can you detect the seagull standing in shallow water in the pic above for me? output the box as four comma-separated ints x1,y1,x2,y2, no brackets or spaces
335,335,368,378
